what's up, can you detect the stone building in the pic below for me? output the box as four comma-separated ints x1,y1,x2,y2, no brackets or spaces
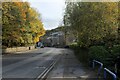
41,31,65,47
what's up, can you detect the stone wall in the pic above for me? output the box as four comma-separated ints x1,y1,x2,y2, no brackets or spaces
2,45,35,53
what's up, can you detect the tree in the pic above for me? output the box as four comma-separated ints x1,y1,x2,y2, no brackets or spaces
2,1,45,47
64,2,118,47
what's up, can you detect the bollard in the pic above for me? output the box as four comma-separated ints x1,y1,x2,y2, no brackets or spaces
29,47,30,50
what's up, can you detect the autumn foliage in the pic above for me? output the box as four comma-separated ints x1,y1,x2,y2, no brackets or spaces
64,2,119,47
2,1,45,47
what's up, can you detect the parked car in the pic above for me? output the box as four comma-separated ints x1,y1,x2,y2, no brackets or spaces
40,43,44,48
36,42,44,48
64,45,69,48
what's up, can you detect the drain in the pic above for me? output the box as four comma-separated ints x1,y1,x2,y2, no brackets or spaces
34,66,46,69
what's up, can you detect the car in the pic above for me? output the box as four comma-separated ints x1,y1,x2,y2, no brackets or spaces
36,42,44,48
40,43,44,48
64,45,69,48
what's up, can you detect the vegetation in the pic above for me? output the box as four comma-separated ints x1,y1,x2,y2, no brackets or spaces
64,2,119,47
64,2,120,77
89,46,109,62
2,1,45,47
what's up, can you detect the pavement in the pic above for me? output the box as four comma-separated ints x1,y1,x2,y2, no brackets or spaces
46,49,97,80
2,47,97,80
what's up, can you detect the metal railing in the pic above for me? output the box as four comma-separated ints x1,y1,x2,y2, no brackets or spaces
92,60,117,80
93,60,103,79
104,68,117,80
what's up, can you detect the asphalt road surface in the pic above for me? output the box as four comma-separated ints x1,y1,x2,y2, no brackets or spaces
2,47,97,80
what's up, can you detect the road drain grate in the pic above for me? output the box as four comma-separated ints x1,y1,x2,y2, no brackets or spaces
34,66,46,69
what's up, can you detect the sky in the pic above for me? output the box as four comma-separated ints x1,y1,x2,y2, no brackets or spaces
23,0,66,30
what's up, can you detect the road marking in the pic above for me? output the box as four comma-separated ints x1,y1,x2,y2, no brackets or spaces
36,52,62,80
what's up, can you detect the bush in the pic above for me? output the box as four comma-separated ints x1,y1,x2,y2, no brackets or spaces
69,43,89,64
69,42,78,47
104,45,120,63
111,45,120,56
89,46,109,63
106,45,120,67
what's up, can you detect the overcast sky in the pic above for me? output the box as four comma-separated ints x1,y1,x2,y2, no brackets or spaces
23,0,65,30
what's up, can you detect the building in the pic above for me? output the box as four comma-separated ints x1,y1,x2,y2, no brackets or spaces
41,31,65,47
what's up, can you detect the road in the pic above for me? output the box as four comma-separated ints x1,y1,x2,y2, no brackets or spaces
2,47,97,80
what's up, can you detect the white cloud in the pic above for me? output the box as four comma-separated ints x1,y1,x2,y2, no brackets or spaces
27,0,65,30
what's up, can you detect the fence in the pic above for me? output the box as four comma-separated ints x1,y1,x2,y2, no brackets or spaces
93,60,117,80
